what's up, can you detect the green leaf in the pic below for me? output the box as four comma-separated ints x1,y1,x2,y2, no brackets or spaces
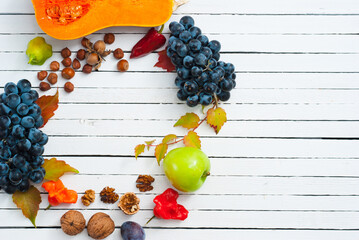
174,112,200,129
135,144,146,159
206,107,227,134
145,140,156,150
162,134,177,144
42,158,79,181
155,143,168,165
12,186,42,227
183,131,201,149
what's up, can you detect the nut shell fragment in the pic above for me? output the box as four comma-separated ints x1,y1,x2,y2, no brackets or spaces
118,192,140,215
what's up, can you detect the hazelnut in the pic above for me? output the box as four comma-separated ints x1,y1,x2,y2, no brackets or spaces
81,37,92,48
62,57,72,67
47,73,58,85
117,59,129,72
87,53,99,66
37,71,48,81
104,33,115,44
118,192,140,215
39,82,51,91
113,48,124,59
72,59,81,69
82,64,93,74
64,82,74,93
93,40,106,55
87,212,115,240
60,210,86,236
62,67,75,80
77,49,86,60
50,61,60,71
61,47,71,58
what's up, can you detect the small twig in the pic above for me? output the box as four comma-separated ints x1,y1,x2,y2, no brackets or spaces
173,0,190,11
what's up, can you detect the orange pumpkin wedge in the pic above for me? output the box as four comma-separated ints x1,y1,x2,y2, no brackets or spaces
32,0,174,40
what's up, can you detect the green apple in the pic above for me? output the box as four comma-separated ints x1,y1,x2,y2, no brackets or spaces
163,147,211,192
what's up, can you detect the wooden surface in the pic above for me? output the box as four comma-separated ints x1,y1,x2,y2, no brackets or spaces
1,0,359,239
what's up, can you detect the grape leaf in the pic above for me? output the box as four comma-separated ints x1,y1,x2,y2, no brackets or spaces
154,49,175,72
155,143,168,165
135,144,146,159
42,158,79,181
183,131,201,149
35,89,59,128
145,140,156,150
174,112,200,129
162,134,177,144
207,107,227,134
12,186,41,227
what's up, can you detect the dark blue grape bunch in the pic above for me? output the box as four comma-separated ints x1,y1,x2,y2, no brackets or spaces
0,79,48,194
167,16,236,107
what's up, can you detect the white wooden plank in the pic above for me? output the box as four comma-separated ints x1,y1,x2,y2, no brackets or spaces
1,15,359,34
2,0,359,14
42,120,359,138
0,209,359,229
2,34,359,53
1,52,359,72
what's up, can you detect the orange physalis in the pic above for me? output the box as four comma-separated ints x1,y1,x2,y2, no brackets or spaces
42,179,78,206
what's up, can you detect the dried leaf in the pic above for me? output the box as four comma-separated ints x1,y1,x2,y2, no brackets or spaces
42,158,79,181
155,143,168,165
154,49,175,72
35,89,59,128
162,134,177,144
145,140,156,150
12,186,41,227
183,131,201,149
135,144,146,159
207,107,227,134
174,112,200,129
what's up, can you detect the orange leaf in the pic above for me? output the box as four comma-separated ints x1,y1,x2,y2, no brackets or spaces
162,134,177,144
154,49,175,72
207,107,227,134
42,158,79,181
12,186,41,227
145,140,156,150
174,112,200,129
35,90,59,128
155,143,168,165
183,131,201,149
135,144,146,159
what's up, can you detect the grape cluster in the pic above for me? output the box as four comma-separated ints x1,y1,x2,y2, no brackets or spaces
0,80,48,194
167,16,236,107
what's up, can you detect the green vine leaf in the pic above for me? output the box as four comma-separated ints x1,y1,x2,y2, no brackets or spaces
183,131,201,149
42,158,79,181
207,107,227,134
162,134,177,144
145,140,156,150
135,144,146,159
12,186,42,227
174,112,200,129
155,143,168,165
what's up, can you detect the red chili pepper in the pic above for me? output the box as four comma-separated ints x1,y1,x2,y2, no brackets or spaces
153,188,189,220
130,25,166,59
42,179,78,207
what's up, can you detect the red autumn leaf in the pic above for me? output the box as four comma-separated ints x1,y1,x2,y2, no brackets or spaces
35,90,59,128
154,49,175,72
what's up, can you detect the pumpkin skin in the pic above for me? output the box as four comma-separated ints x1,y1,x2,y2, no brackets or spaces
32,0,173,40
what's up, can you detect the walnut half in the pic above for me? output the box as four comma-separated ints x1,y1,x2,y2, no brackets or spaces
118,192,140,215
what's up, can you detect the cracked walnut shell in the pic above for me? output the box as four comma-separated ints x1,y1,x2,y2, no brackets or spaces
60,210,86,236
118,192,140,215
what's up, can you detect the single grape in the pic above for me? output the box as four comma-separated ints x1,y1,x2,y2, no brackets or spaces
12,125,26,139
188,39,202,52
214,66,225,78
16,103,29,116
230,73,236,80
224,63,235,74
21,116,35,129
4,183,17,194
184,81,199,95
208,58,218,69
35,116,44,128
197,34,209,46
213,52,220,61
0,162,9,175
16,139,31,152
21,93,33,106
180,16,195,30
188,51,198,59
0,175,8,186
177,89,188,101
4,82,18,95
176,43,188,57
175,77,185,88
166,47,175,57
170,39,184,51
28,128,43,143
10,113,20,125
177,67,190,79
208,40,221,53
17,178,30,192
30,156,44,168
5,135,17,147
19,161,32,175
189,26,202,38
220,79,234,92
29,89,39,102
9,169,22,185
168,36,177,47
218,91,230,101
183,56,194,69
0,128,8,139
232,80,237,88
29,169,44,184
194,53,207,67
17,79,31,93
199,72,209,82
186,95,199,107
203,82,217,94
38,133,48,146
170,54,183,66
199,93,213,106
209,71,221,84
215,86,222,95
191,66,202,77
30,143,44,156
12,154,26,168
5,93,21,109
28,104,42,119
0,116,11,129
169,22,185,37
201,47,213,59
179,30,192,43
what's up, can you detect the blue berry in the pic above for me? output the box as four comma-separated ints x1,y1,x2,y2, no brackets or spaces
201,47,212,59
218,91,230,101
17,79,31,93
38,133,48,145
209,71,221,83
188,39,202,52
179,31,192,43
21,93,33,106
12,154,26,168
0,116,11,129
4,82,18,95
189,26,202,38
6,93,21,109
29,169,44,184
184,81,199,95
177,89,188,101
16,103,29,116
0,162,9,175
183,56,194,69
30,156,44,168
0,103,12,116
208,40,221,53
203,82,217,94
199,93,213,106
0,175,8,186
35,116,44,128
186,95,199,107
224,63,235,74
30,143,44,156
28,128,43,143
9,169,22,185
208,58,218,69
197,34,209,46
12,125,26,138
175,77,185,88
0,129,8,139
29,90,39,102
169,22,185,37
177,67,190,79
180,16,195,30
220,79,234,91
213,52,220,61
194,53,207,67
170,39,184,51
176,43,188,57
16,139,31,152
4,183,17,194
199,72,209,82
191,66,202,77
21,116,35,128
18,178,30,192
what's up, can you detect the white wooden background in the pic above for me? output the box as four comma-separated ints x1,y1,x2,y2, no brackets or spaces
1,0,359,239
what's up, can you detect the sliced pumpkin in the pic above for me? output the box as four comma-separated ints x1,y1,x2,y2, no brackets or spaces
32,0,174,40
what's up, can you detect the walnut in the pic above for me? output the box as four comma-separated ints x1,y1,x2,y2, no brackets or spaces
87,212,115,239
100,186,119,204
82,189,95,206
136,175,155,192
60,210,86,236
118,192,140,215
